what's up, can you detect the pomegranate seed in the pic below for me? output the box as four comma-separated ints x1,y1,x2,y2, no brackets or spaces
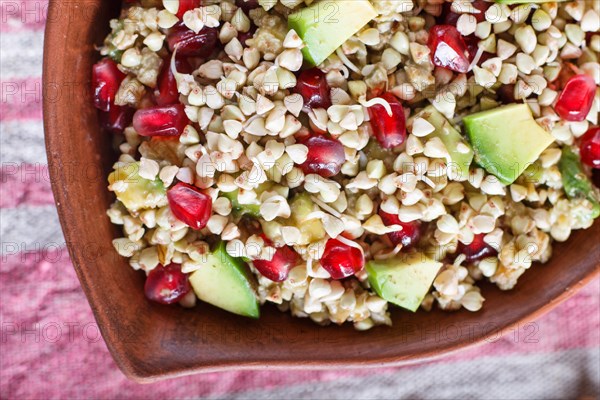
175,0,201,19
548,62,577,90
379,210,422,248
155,57,192,106
320,238,364,280
253,246,298,282
92,58,126,112
554,74,596,122
237,25,256,47
368,92,407,149
144,263,190,304
133,104,189,137
580,126,600,169
496,84,516,104
167,23,219,57
439,2,459,25
592,169,600,188
464,35,491,65
464,36,478,62
294,68,332,110
471,0,490,21
427,25,470,73
558,62,579,85
236,0,259,12
457,233,497,262
368,85,386,99
299,135,345,178
100,105,134,133
167,182,212,230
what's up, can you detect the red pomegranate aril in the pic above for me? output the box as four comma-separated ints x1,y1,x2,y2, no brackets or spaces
144,263,191,305
92,58,126,112
464,35,477,62
472,0,492,19
101,105,134,133
167,182,212,230
368,92,407,149
155,57,192,106
439,2,459,25
379,210,422,248
253,246,298,282
133,104,189,137
320,238,364,280
175,0,201,18
547,62,577,89
554,74,596,122
457,233,497,262
580,126,600,169
236,0,259,12
592,168,600,188
464,35,491,65
175,57,194,74
427,25,470,73
167,23,219,57
299,135,345,178
294,68,332,110
496,84,516,104
237,25,257,47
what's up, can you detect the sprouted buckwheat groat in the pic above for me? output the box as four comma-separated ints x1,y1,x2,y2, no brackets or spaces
94,0,599,329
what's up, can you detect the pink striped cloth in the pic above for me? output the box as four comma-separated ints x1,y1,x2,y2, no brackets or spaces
1,2,599,398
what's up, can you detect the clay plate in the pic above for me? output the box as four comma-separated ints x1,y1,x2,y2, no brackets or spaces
43,0,600,382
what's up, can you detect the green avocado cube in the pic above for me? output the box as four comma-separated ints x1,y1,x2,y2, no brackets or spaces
189,241,260,318
108,162,167,211
290,193,326,245
222,182,284,218
559,147,600,219
288,0,377,66
463,104,555,185
366,253,442,312
222,189,261,218
412,106,474,181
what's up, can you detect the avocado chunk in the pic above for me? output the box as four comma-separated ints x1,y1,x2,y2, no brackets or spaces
411,106,474,181
288,0,377,66
463,104,555,185
290,193,326,245
108,162,167,211
366,253,442,312
558,147,600,219
364,139,394,161
522,161,543,183
222,190,261,218
222,182,280,218
189,241,260,318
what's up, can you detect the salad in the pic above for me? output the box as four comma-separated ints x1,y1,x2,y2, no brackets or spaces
93,0,600,329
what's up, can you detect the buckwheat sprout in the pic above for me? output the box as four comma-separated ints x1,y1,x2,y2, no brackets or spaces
360,97,393,117
335,47,361,74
